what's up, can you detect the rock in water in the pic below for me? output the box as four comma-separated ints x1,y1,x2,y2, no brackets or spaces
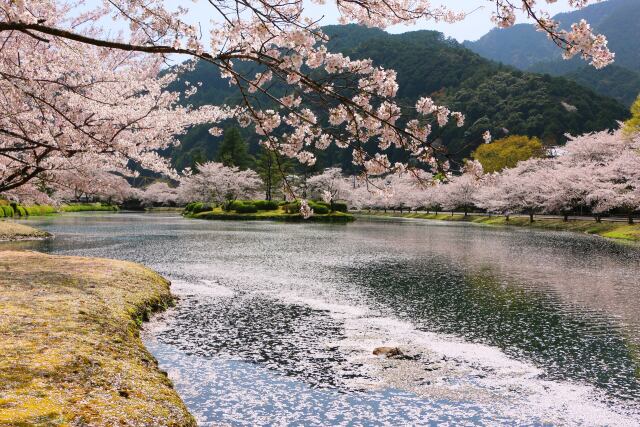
373,346,403,357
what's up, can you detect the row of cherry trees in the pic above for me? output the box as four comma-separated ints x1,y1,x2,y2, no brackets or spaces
8,127,640,226
335,129,640,223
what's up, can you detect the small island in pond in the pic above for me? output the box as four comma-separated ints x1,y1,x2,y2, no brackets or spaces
183,199,355,223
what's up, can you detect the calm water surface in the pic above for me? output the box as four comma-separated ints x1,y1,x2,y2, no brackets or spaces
6,212,640,425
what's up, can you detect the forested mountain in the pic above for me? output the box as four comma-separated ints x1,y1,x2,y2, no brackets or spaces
464,0,640,106
168,25,628,172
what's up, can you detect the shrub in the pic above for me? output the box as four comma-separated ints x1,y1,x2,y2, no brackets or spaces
227,200,246,211
332,202,348,213
190,202,213,214
0,208,4,218
309,202,329,214
283,201,300,214
184,202,197,213
1,205,13,217
15,206,27,216
25,205,56,216
252,200,279,211
234,203,258,213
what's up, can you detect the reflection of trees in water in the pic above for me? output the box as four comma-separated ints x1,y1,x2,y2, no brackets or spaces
343,258,640,401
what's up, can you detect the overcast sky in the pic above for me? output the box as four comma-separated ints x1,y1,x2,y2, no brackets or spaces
90,0,578,42
301,0,576,41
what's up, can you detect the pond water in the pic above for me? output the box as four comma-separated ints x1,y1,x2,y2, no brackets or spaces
6,212,640,425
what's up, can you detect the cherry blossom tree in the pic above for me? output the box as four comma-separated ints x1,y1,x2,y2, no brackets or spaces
479,158,552,222
48,164,138,204
439,171,480,216
0,3,233,194
541,164,593,221
0,0,615,202
419,184,445,215
177,162,262,210
140,182,179,207
307,168,351,210
2,181,56,205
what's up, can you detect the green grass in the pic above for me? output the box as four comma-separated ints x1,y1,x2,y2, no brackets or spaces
359,211,640,242
187,206,355,223
60,203,118,212
0,251,196,426
0,202,118,217
24,205,57,216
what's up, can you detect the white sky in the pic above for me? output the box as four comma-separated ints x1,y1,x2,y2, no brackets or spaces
88,0,577,42
301,0,576,41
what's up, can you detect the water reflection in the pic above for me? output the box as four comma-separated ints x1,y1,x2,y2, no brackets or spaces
344,259,639,400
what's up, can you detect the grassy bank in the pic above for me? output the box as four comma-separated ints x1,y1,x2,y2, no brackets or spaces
59,203,119,213
0,201,118,218
359,211,640,242
0,221,51,241
185,200,354,223
0,251,196,426
190,208,355,223
144,207,184,213
187,205,354,223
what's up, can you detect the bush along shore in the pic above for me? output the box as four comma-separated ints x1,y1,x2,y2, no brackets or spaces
183,200,355,223
359,211,640,242
0,201,118,218
0,251,196,426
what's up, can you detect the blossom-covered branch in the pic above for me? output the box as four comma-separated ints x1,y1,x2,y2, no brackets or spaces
0,0,615,195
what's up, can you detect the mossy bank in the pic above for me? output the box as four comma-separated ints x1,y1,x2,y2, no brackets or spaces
0,251,196,426
359,212,640,242
0,221,51,241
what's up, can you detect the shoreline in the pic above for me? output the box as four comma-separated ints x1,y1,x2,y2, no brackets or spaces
187,209,355,223
0,220,51,241
0,251,196,426
356,211,640,242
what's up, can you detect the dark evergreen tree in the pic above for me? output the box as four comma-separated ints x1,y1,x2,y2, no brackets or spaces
215,127,253,169
255,148,292,201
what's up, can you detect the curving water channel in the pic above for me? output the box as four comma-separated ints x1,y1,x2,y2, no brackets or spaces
6,212,640,425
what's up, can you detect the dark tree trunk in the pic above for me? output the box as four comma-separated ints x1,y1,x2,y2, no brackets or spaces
563,213,568,222
529,212,534,223
629,214,634,225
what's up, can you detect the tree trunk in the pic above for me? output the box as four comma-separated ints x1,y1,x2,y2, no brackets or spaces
505,214,510,222
529,212,534,223
464,207,468,217
563,213,568,222
595,214,601,223
629,214,634,225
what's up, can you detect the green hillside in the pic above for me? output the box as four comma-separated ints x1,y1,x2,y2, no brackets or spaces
464,0,640,106
168,25,628,171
